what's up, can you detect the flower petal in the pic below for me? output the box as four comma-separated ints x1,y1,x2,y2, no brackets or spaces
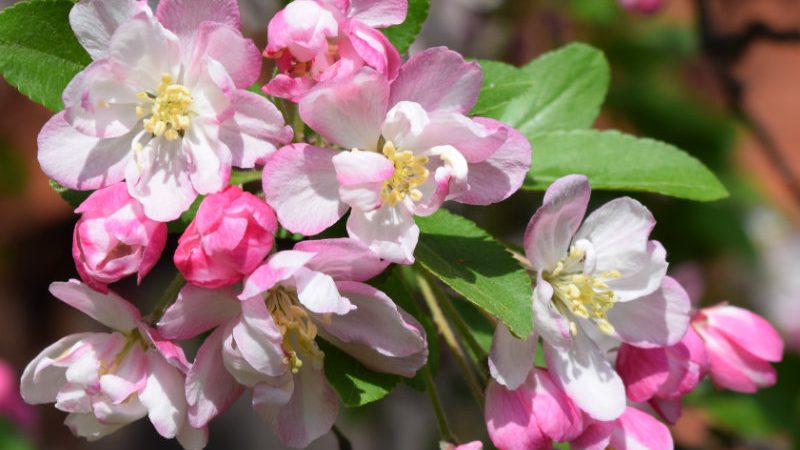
315,281,428,377
294,238,390,282
488,324,536,390
69,0,146,59
156,0,240,40
347,204,419,264
191,22,261,88
157,285,240,340
523,174,590,272
531,368,584,442
332,149,393,211
219,90,293,168
610,407,673,450
139,350,188,439
64,412,126,441
263,144,347,236
705,305,784,362
532,278,572,348
239,250,315,299
50,280,140,332
484,379,544,450
20,333,92,404
347,0,407,27
231,297,288,378
293,267,354,315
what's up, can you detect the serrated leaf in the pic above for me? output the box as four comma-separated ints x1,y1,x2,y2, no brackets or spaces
319,340,401,407
0,0,91,111
416,209,532,337
381,0,429,55
492,43,609,135
524,129,729,201
471,60,535,118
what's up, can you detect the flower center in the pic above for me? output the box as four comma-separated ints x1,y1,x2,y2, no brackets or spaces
266,286,323,373
543,244,621,336
380,141,429,206
136,73,193,141
99,329,147,376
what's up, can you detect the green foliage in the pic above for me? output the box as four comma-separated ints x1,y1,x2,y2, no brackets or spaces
229,169,263,186
0,420,35,450
0,0,91,111
482,43,610,136
319,340,401,407
524,129,729,201
416,209,533,338
382,0,429,55
49,180,90,209
471,60,535,118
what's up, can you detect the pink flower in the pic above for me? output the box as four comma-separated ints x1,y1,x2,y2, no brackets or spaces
441,441,484,450
616,326,709,423
571,406,673,450
174,186,278,288
618,0,666,14
488,174,690,421
263,47,531,263
20,281,206,449
158,238,428,448
692,304,784,393
484,368,583,450
263,0,404,101
38,0,292,221
72,183,167,293
0,360,36,431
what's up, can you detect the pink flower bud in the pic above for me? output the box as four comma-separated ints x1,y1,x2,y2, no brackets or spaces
72,183,167,293
174,186,278,288
693,304,784,393
619,0,666,15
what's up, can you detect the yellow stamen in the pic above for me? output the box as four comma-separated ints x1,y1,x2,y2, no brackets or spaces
138,73,193,141
380,141,429,206
266,286,324,373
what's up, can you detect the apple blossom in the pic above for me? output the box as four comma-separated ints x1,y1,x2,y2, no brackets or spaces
174,186,278,288
488,174,691,421
72,182,167,293
158,238,428,448
263,47,531,263
616,326,709,423
38,0,292,221
484,367,583,450
20,280,206,449
263,0,404,101
692,304,784,393
570,406,673,450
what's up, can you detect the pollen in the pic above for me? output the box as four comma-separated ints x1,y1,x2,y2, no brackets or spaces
544,244,621,336
266,286,324,373
380,141,429,206
138,73,193,141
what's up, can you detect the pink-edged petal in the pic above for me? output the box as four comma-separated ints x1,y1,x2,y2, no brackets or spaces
125,137,197,222
184,128,229,196
139,350,187,439
532,278,572,348
523,175,590,272
191,22,261,88
108,11,181,88
219,90,293,168
484,379,545,450
142,327,192,373
531,368,584,442
50,280,140,332
705,305,784,362
64,412,126,441
138,223,167,285
346,21,401,79
299,68,388,150
239,250,315,299
488,324,535,390
294,238,390,282
266,1,338,61
185,327,244,428
389,47,482,115
37,112,133,191
411,112,507,164
608,276,691,348
157,285,240,340
457,117,531,205
347,0,407,26
294,267,354,315
699,326,777,393
544,335,625,421
615,344,671,402
99,344,147,403
253,362,339,449
332,149,393,211
603,240,668,304
570,420,614,450
90,396,147,424
347,204,419,264
156,0,240,40
263,144,347,236
315,281,428,377
69,0,147,60
650,397,683,424
20,333,92,404
232,297,288,378
610,407,673,450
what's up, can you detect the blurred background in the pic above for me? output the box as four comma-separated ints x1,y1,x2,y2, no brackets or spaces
1,0,800,448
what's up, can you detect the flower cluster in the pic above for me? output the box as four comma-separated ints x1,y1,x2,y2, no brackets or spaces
20,0,783,449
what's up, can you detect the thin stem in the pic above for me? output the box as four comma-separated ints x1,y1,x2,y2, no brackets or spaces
331,425,353,450
437,293,488,379
420,365,456,443
416,272,485,407
146,272,185,324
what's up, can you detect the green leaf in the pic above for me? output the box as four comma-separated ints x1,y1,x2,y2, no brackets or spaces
381,0,429,55
0,0,91,111
492,43,609,136
49,179,90,209
229,169,262,186
416,209,533,337
523,129,729,201
471,60,535,118
319,340,401,407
